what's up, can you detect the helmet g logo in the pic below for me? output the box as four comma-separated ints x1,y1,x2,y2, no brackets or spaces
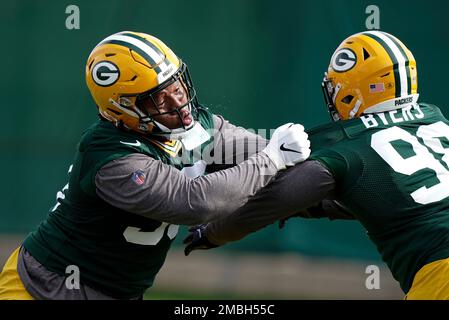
92,61,120,86
331,48,357,73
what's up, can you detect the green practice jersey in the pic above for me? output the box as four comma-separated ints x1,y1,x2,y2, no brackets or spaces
23,107,214,299
309,103,449,293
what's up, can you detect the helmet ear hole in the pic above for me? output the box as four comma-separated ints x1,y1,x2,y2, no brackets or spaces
341,95,354,104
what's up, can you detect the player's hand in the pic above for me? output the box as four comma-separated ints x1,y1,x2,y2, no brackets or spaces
183,225,218,256
262,123,311,170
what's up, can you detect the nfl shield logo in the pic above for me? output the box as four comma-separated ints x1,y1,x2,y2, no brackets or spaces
132,170,146,185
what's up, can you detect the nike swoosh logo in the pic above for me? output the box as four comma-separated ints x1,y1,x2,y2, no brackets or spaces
120,140,142,147
280,143,301,153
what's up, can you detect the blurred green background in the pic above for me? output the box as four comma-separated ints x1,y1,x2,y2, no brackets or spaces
0,0,448,268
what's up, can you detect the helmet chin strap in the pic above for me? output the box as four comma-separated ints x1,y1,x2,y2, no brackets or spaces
153,120,210,151
152,119,194,137
149,102,210,150
151,102,195,136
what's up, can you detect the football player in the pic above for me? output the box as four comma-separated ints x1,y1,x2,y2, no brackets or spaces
0,31,311,300
184,31,449,299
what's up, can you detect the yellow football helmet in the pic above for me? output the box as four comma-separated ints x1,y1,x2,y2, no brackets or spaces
85,31,199,135
322,31,418,121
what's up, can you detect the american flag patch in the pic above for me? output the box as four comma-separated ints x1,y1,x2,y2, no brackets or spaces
131,170,146,185
369,83,385,93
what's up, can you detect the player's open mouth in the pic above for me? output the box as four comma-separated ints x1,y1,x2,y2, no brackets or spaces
182,114,193,126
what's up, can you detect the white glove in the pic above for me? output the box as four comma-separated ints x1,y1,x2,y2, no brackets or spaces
261,123,311,170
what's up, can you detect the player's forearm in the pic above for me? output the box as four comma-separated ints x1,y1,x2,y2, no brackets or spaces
205,160,336,245
95,153,278,225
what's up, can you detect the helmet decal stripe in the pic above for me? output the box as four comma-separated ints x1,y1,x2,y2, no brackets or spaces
100,34,164,66
363,31,408,98
119,32,165,60
362,32,401,97
100,34,171,76
101,39,161,74
114,33,176,79
370,31,409,98
382,33,412,95
113,34,172,74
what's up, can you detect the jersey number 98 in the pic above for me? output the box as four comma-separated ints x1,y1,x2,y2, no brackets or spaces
371,121,449,205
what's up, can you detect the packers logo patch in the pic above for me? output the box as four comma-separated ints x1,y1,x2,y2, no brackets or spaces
331,48,357,73
92,61,120,86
